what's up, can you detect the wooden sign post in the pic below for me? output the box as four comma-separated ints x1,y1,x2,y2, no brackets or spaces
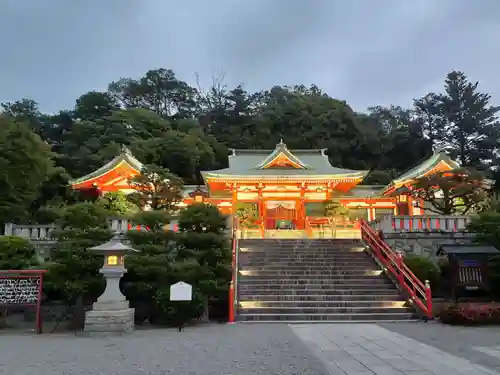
169,281,192,331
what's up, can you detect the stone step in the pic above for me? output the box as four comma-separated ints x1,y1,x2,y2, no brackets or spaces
239,277,393,285
241,265,380,272
239,306,409,314
244,250,369,255
239,300,406,308
241,264,378,270
238,287,399,295
237,312,415,322
240,274,387,280
243,257,371,262
240,247,366,252
244,251,371,261
243,258,376,264
240,268,382,279
239,240,362,244
241,293,402,301
238,285,396,292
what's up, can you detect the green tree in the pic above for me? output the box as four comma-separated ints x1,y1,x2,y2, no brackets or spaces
177,204,232,321
108,68,198,119
124,210,204,325
0,115,56,224
468,211,500,249
366,105,433,173
417,71,500,169
128,164,183,210
74,91,121,120
411,168,489,215
97,192,139,216
45,202,111,303
0,237,39,270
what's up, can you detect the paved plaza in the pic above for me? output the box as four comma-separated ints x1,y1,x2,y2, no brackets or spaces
1,323,500,374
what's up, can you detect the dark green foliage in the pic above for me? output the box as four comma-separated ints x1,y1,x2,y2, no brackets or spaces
2,68,499,216
411,168,489,215
44,202,111,303
488,255,500,297
468,212,500,249
124,210,206,325
96,192,139,217
0,115,56,225
403,254,440,292
128,164,184,211
177,204,232,319
0,236,39,270
178,203,227,234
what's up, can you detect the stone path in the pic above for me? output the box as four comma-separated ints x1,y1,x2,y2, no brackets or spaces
379,322,500,372
291,323,500,375
0,324,329,375
1,323,500,374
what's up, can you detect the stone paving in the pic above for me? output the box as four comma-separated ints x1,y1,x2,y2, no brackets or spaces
1,323,500,374
0,324,329,375
380,322,500,373
291,323,500,375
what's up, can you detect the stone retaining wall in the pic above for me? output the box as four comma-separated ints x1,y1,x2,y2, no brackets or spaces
384,232,474,261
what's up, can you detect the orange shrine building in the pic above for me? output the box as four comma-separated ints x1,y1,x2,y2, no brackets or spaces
69,142,460,237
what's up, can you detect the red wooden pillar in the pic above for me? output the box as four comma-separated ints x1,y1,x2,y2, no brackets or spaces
257,184,265,237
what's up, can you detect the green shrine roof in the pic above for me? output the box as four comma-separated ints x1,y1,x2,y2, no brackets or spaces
201,141,369,181
69,145,144,186
383,150,460,194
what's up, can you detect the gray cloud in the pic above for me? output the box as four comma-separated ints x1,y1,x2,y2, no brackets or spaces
0,0,499,113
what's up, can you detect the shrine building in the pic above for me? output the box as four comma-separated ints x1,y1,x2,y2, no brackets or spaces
69,141,460,237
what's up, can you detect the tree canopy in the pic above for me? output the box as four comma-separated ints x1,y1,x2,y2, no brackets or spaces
0,68,499,224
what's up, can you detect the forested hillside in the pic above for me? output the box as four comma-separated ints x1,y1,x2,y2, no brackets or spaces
1,68,499,224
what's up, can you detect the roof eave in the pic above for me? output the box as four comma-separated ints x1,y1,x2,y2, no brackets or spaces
202,172,368,181
69,153,143,186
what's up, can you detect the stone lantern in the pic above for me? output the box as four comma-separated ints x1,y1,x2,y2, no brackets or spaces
83,235,139,335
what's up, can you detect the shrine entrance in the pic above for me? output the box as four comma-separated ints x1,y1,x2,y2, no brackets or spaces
264,201,297,230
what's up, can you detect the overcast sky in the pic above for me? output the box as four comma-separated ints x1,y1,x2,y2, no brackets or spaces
1,0,499,114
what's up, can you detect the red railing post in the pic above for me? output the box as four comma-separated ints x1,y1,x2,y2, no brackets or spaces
35,271,44,333
228,280,235,323
396,251,404,285
425,280,433,319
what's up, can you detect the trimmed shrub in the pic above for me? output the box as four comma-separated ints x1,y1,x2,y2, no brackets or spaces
439,304,500,325
404,254,440,292
0,236,39,270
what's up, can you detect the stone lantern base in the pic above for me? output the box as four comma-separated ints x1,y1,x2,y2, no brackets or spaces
84,300,135,336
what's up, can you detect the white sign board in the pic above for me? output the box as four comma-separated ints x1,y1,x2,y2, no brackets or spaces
170,281,193,301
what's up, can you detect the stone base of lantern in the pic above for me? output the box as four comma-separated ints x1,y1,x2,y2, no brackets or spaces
83,300,135,336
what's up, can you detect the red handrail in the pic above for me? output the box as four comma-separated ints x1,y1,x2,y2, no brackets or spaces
360,219,433,319
228,216,239,323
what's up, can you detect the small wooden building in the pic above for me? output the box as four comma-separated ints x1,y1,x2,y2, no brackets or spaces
437,244,500,300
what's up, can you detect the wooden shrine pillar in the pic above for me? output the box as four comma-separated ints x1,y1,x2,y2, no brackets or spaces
298,183,306,229
230,183,237,215
257,183,265,237
326,182,332,201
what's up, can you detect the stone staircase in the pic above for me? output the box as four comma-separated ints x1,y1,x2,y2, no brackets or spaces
237,239,415,322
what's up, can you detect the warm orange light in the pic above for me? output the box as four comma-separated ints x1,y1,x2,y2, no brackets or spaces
107,255,118,265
